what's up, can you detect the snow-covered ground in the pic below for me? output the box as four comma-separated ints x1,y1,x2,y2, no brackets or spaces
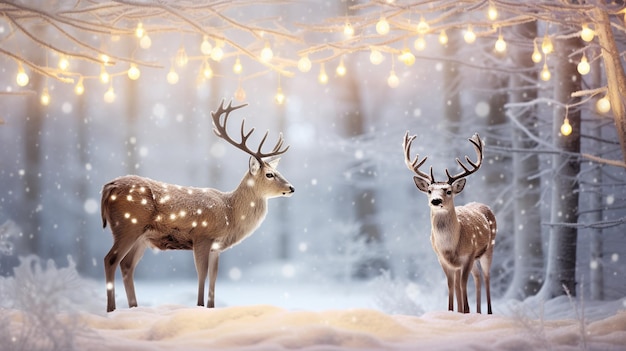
1,256,625,351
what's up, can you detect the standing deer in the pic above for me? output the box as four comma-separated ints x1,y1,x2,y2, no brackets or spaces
403,132,496,314
101,100,294,312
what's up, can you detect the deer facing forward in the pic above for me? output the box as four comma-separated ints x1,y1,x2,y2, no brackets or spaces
403,132,496,314
101,100,294,312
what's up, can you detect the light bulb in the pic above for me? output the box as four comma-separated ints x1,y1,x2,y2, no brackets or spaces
318,64,328,84
167,68,179,85
577,54,590,75
127,64,141,80
202,61,213,79
16,63,29,87
260,43,273,62
596,95,611,114
532,41,542,63
541,35,553,54
495,34,506,53
234,86,246,102
74,78,84,95
416,17,429,35
100,66,110,84
298,56,312,72
387,70,399,88
100,54,110,66
336,59,346,76
201,36,213,55
560,118,572,136
275,87,285,105
140,34,152,49
104,86,115,103
175,46,188,67
580,24,595,42
464,26,476,44
487,5,498,21
399,49,415,66
439,30,448,45
414,36,426,51
40,88,51,106
58,56,69,71
135,22,145,38
211,46,224,62
369,49,384,65
343,22,354,38
233,57,243,74
540,63,551,81
376,17,390,35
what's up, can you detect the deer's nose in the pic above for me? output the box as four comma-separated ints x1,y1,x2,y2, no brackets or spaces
289,186,295,193
431,198,442,206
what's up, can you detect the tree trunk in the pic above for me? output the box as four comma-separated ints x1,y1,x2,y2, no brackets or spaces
505,21,544,299
539,28,582,299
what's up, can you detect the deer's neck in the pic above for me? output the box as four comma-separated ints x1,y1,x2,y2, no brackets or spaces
430,207,461,248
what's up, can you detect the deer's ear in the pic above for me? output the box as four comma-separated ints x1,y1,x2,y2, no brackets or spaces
451,178,466,194
249,157,261,175
267,157,281,169
413,177,430,193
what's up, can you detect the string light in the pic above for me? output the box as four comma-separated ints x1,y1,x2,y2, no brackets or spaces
540,62,551,81
596,94,611,114
580,24,595,42
201,36,213,55
560,117,572,136
387,70,399,88
233,57,243,74
167,66,179,85
494,33,506,53
16,62,29,87
100,54,111,66
318,63,328,84
175,45,188,67
399,48,415,66
343,22,354,38
211,41,224,62
135,22,145,38
58,55,69,71
577,53,590,75
40,87,51,106
464,26,476,44
275,86,285,105
487,4,498,21
336,58,347,76
416,17,429,35
439,30,448,45
297,55,312,72
541,34,553,54
369,49,384,65
104,84,116,103
376,16,390,35
74,77,85,95
100,65,110,84
414,35,426,51
140,34,152,49
532,40,542,63
128,63,141,80
201,60,213,79
234,80,246,102
260,42,273,62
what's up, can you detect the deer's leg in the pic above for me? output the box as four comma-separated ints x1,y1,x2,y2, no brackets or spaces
440,265,455,312
453,269,465,313
120,241,147,308
207,250,220,308
479,253,493,314
193,239,212,307
460,260,473,314
104,233,137,312
471,261,482,314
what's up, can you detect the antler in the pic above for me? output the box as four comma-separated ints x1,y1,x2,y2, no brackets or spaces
403,131,434,183
445,133,484,185
211,99,290,163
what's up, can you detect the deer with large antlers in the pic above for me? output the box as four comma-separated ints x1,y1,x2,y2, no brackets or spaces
403,132,496,314
101,100,294,312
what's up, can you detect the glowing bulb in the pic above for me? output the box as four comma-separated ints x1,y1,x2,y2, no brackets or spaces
416,17,429,35
376,17,390,35
464,26,476,44
399,49,415,66
211,46,224,62
275,87,285,105
560,118,572,136
127,64,140,80
202,61,213,79
16,63,29,87
167,68,179,85
260,43,273,62
580,24,595,42
439,30,448,45
175,46,188,67
234,86,246,102
100,54,111,66
318,64,328,84
58,56,69,71
201,36,213,55
487,5,498,21
494,34,506,53
298,56,312,72
336,59,346,76
540,62,551,81
541,35,553,54
577,54,590,75
387,70,399,88
74,78,84,95
343,22,354,37
233,57,243,74
414,36,426,51
596,95,611,114
369,49,384,65
100,66,110,84
140,34,152,49
104,86,115,103
135,22,145,38
40,88,51,106
532,41,542,63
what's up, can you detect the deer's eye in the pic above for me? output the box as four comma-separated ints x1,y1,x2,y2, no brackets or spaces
427,190,432,194
446,190,452,195
265,173,275,179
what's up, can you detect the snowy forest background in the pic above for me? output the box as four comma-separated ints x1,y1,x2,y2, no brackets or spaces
0,0,625,315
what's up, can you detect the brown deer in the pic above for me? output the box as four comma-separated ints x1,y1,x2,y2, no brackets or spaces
403,132,496,314
101,100,294,312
